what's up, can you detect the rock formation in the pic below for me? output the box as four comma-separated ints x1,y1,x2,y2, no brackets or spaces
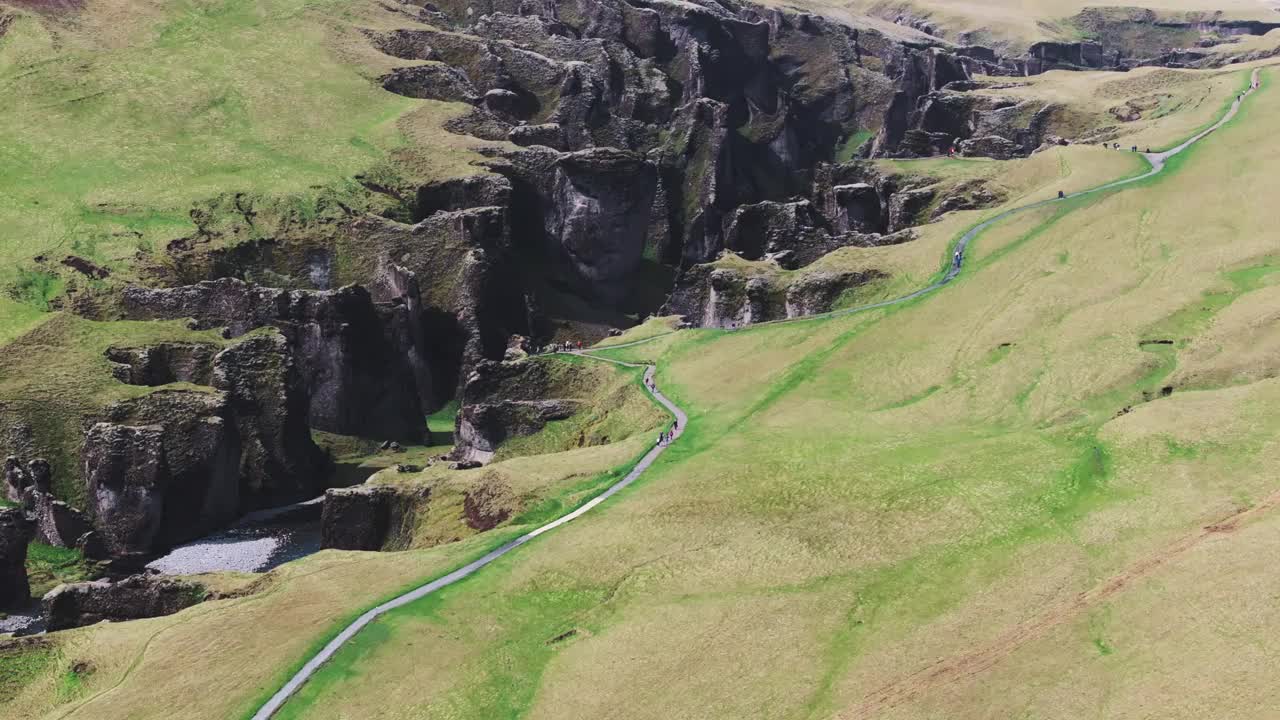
449,359,585,464
320,485,426,551
122,278,432,441
43,574,207,631
0,507,33,611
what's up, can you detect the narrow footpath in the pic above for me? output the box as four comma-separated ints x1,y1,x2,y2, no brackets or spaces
252,67,1262,719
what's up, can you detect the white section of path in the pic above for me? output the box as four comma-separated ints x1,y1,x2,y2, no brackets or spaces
252,67,1261,719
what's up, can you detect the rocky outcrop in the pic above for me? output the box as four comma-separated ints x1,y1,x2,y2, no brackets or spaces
122,278,432,441
454,399,579,464
43,574,206,631
665,262,888,328
106,343,218,387
871,46,970,157
81,332,327,558
320,485,426,551
544,149,659,303
449,357,596,463
212,333,328,504
0,508,33,611
83,394,235,559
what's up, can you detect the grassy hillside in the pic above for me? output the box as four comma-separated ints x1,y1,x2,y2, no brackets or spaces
0,0,489,300
253,67,1280,720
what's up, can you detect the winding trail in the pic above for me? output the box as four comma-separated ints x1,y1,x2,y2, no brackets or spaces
250,362,685,720
252,68,1261,719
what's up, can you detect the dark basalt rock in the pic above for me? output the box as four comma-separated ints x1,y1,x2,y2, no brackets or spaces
380,63,481,103
43,574,207,631
83,394,236,559
80,333,326,558
122,278,432,441
320,485,426,551
545,148,659,303
959,135,1021,160
0,507,33,611
212,333,328,505
887,187,937,233
448,358,588,463
105,343,218,387
664,262,887,328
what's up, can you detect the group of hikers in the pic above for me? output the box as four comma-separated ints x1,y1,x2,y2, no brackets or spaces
656,419,679,447
539,340,584,354
1101,142,1150,153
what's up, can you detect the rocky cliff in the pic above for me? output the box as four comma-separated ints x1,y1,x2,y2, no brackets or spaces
43,574,207,631
0,508,33,611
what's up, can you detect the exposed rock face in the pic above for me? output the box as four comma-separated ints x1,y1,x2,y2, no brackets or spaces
122,278,431,441
665,263,888,328
82,393,236,558
320,485,426,551
463,472,517,531
7,457,95,551
455,399,579,464
0,508,33,611
81,333,327,558
872,46,970,158
212,333,328,504
544,149,659,302
106,343,218,387
43,574,206,631
341,205,519,395
449,358,588,463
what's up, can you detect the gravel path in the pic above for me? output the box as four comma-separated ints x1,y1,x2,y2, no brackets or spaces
250,67,1262,719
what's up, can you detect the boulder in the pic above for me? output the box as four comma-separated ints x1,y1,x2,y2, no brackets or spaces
43,574,207,631
0,507,33,611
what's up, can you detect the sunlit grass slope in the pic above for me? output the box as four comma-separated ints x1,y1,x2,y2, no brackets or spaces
0,0,486,287
257,68,1280,720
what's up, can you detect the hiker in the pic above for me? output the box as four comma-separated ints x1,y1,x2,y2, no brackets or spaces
577,340,583,350
1057,190,1065,199
656,433,664,447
